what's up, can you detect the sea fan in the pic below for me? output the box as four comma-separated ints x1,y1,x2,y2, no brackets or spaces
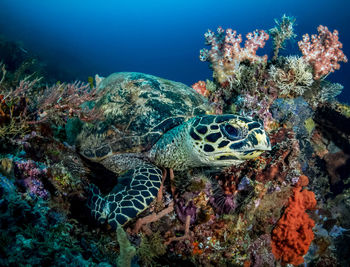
318,81,343,102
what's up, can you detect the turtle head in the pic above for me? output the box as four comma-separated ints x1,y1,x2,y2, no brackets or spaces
189,115,271,167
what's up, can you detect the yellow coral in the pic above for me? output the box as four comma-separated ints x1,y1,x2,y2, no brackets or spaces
336,103,350,118
0,158,14,177
304,117,315,135
0,116,30,141
87,76,94,88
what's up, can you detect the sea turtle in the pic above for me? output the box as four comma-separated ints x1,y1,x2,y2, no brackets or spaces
76,72,271,228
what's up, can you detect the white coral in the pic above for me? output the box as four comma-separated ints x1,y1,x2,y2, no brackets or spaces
269,56,314,97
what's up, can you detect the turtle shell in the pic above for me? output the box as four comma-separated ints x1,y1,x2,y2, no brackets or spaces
77,72,209,161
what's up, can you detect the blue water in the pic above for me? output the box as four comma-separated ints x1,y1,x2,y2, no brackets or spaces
0,0,349,103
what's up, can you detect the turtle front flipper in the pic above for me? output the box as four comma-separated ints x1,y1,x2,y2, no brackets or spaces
88,184,109,224
88,163,162,228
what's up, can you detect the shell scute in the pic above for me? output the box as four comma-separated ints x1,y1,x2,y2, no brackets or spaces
77,72,209,158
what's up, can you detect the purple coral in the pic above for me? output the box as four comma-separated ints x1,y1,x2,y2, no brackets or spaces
175,198,197,225
23,177,49,199
15,159,49,199
210,193,238,214
236,92,274,129
237,176,251,191
248,234,275,267
16,160,46,179
204,178,238,214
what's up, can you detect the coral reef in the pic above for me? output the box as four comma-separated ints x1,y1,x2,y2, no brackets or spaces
15,159,49,199
0,62,102,152
35,81,102,125
0,174,96,266
0,14,349,267
198,16,347,130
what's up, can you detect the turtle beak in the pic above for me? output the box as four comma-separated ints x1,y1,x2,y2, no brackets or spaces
239,127,271,156
249,119,271,152
236,133,271,160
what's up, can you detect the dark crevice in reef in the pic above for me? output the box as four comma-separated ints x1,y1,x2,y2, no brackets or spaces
314,104,350,153
314,104,350,196
80,157,119,194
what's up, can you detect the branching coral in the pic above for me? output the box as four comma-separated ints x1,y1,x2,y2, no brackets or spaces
198,19,348,130
0,63,103,146
0,73,38,142
198,26,274,123
35,81,103,125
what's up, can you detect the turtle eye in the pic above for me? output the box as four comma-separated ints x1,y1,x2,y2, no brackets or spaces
221,124,242,141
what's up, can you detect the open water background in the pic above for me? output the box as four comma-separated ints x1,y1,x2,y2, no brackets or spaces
0,0,349,103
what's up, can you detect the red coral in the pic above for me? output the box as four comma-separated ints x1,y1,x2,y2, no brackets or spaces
298,25,347,79
271,175,317,265
255,128,300,183
192,81,209,97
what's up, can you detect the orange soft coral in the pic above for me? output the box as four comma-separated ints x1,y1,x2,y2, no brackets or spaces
271,175,317,265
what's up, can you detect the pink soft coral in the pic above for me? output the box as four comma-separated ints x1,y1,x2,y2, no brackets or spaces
16,159,49,199
298,25,348,79
200,27,269,85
